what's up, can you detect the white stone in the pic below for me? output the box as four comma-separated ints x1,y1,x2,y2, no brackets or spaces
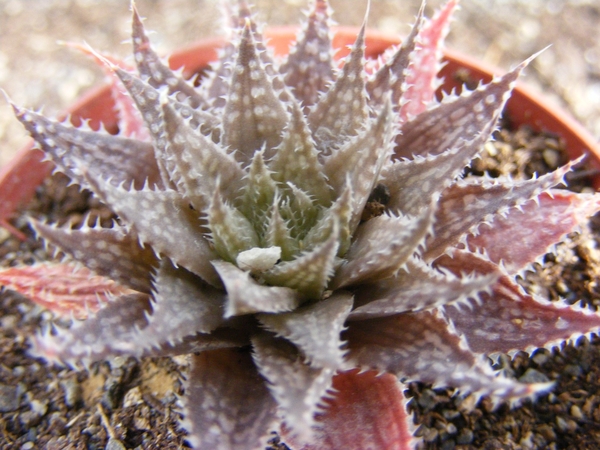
236,246,281,272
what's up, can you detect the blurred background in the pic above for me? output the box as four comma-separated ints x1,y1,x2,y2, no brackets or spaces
1,0,599,166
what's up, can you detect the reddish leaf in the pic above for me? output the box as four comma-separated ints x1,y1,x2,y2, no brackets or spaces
284,369,413,450
0,262,134,319
467,190,600,274
399,0,458,122
438,250,600,355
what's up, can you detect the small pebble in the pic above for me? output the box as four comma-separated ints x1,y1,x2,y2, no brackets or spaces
456,428,474,445
518,368,550,384
0,384,19,412
105,438,126,450
571,404,584,420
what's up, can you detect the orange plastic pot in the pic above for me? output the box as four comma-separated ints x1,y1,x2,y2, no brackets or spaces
2,26,598,236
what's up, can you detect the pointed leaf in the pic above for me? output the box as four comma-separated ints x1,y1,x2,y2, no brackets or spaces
212,261,302,317
30,293,152,367
135,259,224,351
269,100,332,206
131,4,205,108
31,219,157,293
207,190,259,263
395,59,521,160
323,100,395,231
161,100,244,208
331,207,433,289
222,21,288,164
266,199,299,261
257,291,353,369
399,0,458,122
349,256,495,320
345,310,552,400
252,334,334,443
262,221,340,299
308,25,368,148
366,4,423,107
438,250,600,355
85,177,221,286
14,106,162,190
0,262,133,319
280,0,334,108
467,190,600,274
239,150,278,236
385,130,492,216
181,349,277,450
424,160,579,261
63,42,148,140
303,184,352,257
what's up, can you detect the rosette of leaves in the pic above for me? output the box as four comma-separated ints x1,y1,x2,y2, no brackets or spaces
3,0,600,448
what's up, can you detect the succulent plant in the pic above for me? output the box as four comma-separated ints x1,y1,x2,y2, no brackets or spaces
3,0,600,448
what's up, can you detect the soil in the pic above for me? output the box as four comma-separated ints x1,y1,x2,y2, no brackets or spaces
1,115,600,450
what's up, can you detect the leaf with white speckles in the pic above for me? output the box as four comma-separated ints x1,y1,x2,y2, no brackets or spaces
31,219,157,293
345,309,551,400
395,58,520,160
222,22,288,165
212,260,302,317
262,221,340,299
323,100,395,232
207,190,260,264
331,208,433,289
349,256,495,319
132,260,225,352
269,100,332,207
438,250,600,355
399,0,458,122
182,349,278,450
384,128,491,216
283,369,413,450
161,100,245,209
258,291,353,369
467,191,600,274
308,25,368,149
131,4,206,108
84,176,221,287
252,334,335,443
424,160,580,262
367,4,423,107
13,106,162,190
280,0,334,109
30,293,152,367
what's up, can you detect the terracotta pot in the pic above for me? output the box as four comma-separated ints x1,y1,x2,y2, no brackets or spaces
2,26,598,237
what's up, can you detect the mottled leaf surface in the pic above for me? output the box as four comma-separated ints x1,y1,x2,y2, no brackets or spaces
280,0,333,108
345,310,551,400
252,334,334,442
438,250,600,355
212,261,302,317
424,162,577,261
14,106,161,190
349,256,495,319
85,177,220,286
182,349,277,450
258,291,353,369
466,190,600,274
30,293,151,367
32,219,157,293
